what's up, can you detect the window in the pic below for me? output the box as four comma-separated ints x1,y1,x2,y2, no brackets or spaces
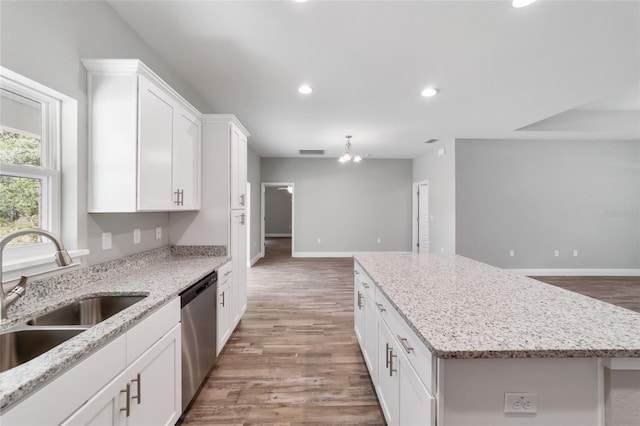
0,85,60,249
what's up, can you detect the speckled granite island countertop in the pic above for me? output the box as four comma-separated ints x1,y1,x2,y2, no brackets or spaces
0,247,228,411
354,252,640,360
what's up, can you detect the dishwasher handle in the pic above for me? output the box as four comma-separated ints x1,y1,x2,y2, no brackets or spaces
180,271,218,307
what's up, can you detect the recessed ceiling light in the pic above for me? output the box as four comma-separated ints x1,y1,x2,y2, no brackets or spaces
421,87,438,98
512,0,537,8
298,84,313,95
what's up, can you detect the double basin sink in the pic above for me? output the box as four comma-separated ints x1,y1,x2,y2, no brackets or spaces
0,295,146,373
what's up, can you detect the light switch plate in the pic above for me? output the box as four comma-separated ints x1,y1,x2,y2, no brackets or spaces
133,228,141,244
155,226,162,240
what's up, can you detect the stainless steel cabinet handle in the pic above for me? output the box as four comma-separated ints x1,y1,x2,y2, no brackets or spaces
240,194,245,206
131,373,141,404
389,348,398,377
120,383,131,417
239,213,245,225
397,335,414,354
385,343,391,369
362,282,370,289
224,271,232,277
376,303,386,313
221,291,225,307
357,291,363,309
354,270,359,275
174,189,184,206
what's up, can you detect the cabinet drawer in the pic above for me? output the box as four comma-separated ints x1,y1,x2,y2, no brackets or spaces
218,261,232,286
2,335,126,426
354,261,375,300
376,291,434,394
127,298,180,363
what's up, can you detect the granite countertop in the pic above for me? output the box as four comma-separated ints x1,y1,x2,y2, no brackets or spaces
354,252,640,360
0,247,229,412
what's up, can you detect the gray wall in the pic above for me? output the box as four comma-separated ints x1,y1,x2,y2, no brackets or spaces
247,147,262,263
265,187,292,236
412,138,457,254
1,1,212,265
455,139,640,269
261,158,413,254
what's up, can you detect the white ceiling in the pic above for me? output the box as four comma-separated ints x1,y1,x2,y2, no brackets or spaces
107,0,640,159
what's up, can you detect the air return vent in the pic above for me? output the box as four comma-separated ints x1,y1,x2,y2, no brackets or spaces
299,149,325,155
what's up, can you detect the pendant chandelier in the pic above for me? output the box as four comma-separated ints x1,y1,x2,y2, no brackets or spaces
338,135,362,163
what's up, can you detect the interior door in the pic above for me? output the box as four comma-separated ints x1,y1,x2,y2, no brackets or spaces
418,184,429,253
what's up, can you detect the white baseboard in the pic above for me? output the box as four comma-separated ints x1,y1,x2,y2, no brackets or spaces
249,252,263,267
293,252,354,258
265,233,291,237
509,269,640,277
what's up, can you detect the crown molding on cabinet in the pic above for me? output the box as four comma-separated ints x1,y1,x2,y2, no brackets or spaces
81,58,202,119
201,114,251,137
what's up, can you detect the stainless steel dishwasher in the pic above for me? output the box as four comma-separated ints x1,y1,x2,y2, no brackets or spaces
180,270,217,412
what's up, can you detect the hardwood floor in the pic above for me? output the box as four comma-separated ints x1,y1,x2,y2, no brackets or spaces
532,276,640,314
179,238,385,425
178,238,639,425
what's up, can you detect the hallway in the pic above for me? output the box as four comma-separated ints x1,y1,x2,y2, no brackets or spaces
179,238,385,424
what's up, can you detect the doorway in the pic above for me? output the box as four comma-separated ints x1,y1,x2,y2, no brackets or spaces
412,180,429,253
261,182,294,258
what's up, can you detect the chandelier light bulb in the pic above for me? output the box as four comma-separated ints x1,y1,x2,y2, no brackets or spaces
353,154,362,163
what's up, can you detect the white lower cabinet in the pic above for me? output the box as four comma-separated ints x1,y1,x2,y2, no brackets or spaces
355,261,435,426
63,324,181,426
217,277,232,355
3,299,181,426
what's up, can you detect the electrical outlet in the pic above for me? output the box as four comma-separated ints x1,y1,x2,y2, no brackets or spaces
573,249,578,257
317,238,321,244
509,250,515,257
504,392,537,414
377,237,381,244
155,226,162,240
133,228,141,244
102,232,112,250
554,249,560,257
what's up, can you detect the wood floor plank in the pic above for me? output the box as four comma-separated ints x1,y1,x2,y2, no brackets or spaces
178,238,385,425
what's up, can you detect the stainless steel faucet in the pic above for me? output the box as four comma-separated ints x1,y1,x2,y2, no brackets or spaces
0,228,73,320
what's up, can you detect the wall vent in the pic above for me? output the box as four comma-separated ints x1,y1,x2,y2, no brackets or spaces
299,149,325,155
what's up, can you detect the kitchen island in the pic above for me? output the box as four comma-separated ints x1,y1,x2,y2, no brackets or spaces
354,252,640,426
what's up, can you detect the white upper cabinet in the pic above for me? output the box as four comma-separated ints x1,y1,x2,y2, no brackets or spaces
230,123,248,210
83,59,201,212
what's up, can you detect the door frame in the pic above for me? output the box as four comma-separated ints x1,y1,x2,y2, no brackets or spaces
261,182,295,258
412,180,429,253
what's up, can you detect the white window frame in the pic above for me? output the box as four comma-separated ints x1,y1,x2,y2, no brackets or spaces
1,67,88,283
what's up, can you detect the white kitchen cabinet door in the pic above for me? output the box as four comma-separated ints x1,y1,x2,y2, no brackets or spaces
217,279,232,355
377,321,400,425
230,210,247,326
398,356,435,426
61,372,129,426
172,108,201,210
363,293,378,385
354,281,366,346
127,324,182,426
230,125,247,210
137,75,174,211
